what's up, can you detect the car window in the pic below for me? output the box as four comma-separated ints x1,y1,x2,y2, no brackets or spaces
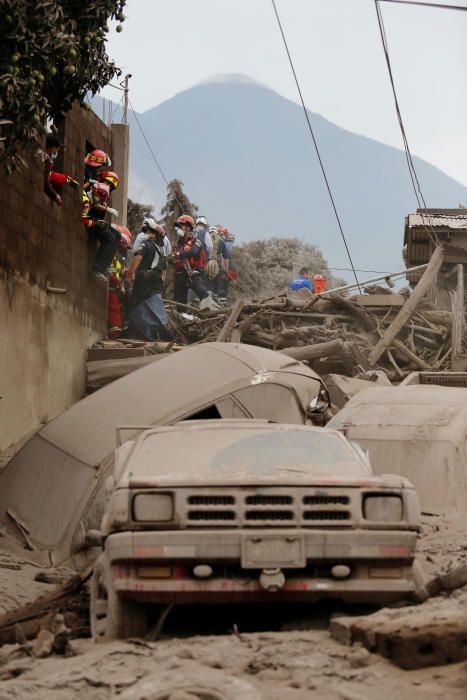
125,428,369,480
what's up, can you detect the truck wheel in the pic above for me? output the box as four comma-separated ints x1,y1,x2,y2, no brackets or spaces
118,667,262,700
90,554,148,640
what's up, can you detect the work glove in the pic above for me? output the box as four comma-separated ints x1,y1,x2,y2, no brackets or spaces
107,207,118,218
66,176,79,189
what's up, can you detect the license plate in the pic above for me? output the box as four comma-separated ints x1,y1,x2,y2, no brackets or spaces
241,535,305,569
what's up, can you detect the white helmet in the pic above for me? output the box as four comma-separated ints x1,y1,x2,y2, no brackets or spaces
143,217,158,231
196,216,208,227
208,226,218,234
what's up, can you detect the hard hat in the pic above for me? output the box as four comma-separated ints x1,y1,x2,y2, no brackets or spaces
196,216,208,226
208,226,218,234
99,171,119,191
176,215,194,228
313,274,325,280
84,149,109,168
143,217,158,231
91,182,110,200
115,226,132,250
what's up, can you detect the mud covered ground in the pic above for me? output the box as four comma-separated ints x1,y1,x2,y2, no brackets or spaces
1,629,466,699
0,515,466,699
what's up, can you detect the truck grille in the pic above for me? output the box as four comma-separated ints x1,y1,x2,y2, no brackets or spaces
185,490,353,527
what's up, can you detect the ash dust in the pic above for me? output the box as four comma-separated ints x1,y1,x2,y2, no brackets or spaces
0,515,466,699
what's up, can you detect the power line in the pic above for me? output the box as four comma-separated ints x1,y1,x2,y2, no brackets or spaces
379,0,467,10
374,1,440,246
128,97,186,213
270,0,361,291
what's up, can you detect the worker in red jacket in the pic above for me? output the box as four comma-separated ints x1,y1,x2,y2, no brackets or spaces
82,182,120,281
171,215,209,307
43,133,79,205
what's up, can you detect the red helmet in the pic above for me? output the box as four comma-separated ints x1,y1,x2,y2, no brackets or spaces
91,181,110,201
115,226,132,250
313,274,325,280
176,215,194,229
99,170,119,191
85,149,108,168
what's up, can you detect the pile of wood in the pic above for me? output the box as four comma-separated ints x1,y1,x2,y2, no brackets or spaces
87,250,464,385
165,287,454,382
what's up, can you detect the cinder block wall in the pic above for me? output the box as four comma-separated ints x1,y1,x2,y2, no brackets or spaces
0,104,113,452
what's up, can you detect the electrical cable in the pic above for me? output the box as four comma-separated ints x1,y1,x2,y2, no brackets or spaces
374,1,440,247
270,0,361,290
128,97,186,214
378,0,467,10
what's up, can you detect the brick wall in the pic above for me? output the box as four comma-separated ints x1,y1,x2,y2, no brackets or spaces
0,103,113,314
0,104,114,452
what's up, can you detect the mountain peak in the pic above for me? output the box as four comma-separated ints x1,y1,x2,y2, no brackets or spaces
198,73,268,88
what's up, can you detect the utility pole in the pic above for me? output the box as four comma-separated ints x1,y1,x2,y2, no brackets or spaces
112,73,131,226
122,73,131,125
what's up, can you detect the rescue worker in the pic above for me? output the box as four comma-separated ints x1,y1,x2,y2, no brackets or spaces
98,170,119,193
126,223,173,341
82,181,120,280
189,216,213,302
133,218,172,257
107,227,132,338
194,216,213,261
83,149,111,191
43,133,79,205
171,215,209,307
213,226,231,304
313,274,327,294
290,267,314,293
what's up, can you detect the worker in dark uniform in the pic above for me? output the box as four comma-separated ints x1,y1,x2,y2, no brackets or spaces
171,215,209,307
126,222,172,340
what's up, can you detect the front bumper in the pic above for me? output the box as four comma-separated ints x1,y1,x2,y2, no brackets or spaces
105,528,417,604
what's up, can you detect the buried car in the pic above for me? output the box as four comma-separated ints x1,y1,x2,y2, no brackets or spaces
328,385,467,514
90,420,421,639
0,343,327,567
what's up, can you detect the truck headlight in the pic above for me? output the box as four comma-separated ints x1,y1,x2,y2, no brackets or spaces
133,493,174,522
363,495,403,522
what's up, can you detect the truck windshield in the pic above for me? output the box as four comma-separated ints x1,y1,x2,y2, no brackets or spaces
126,427,370,479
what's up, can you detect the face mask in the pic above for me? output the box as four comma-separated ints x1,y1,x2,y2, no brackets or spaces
142,224,149,233
51,152,58,160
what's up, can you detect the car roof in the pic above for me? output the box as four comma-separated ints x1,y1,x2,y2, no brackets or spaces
39,342,319,467
329,386,467,441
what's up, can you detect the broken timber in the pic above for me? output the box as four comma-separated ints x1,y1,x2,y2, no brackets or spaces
368,246,445,366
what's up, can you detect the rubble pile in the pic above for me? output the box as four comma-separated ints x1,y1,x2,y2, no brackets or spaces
164,289,454,381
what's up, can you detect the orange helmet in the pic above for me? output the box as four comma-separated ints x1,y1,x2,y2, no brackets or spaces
99,171,119,190
84,149,108,168
176,215,194,229
115,226,132,250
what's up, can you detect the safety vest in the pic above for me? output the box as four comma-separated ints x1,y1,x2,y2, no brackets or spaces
173,237,206,272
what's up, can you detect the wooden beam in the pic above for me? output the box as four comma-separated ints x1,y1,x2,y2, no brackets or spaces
391,338,430,370
216,300,245,342
451,263,465,368
368,246,445,366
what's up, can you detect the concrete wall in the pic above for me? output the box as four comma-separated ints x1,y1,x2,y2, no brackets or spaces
0,104,114,452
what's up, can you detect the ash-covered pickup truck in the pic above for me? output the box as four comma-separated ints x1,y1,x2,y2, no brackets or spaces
91,420,421,639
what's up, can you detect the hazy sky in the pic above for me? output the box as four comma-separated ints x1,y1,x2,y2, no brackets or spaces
103,0,467,185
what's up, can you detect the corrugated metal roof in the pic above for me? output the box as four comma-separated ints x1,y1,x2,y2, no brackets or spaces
408,214,467,230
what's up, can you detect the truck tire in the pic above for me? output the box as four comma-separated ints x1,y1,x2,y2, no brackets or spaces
90,553,148,639
118,667,262,700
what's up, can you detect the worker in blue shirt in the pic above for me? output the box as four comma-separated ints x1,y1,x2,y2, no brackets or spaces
290,267,314,293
